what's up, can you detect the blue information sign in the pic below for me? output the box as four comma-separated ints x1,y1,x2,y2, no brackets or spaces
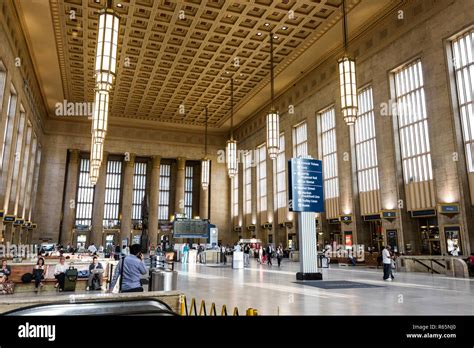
288,158,324,213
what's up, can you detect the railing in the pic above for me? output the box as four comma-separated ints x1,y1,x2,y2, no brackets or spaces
412,258,441,274
179,296,258,316
398,255,469,277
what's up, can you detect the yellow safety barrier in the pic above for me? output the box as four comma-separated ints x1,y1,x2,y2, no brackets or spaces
246,308,258,316
189,297,198,316
210,302,217,316
179,296,258,316
180,296,186,316
199,300,207,316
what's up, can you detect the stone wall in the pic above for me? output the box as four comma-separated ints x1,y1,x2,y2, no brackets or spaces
34,120,231,244
234,0,474,254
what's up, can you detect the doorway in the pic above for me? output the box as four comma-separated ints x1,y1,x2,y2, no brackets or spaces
419,217,440,255
386,229,398,253
104,234,115,251
328,224,342,247
366,220,383,252
287,233,298,251
76,234,87,250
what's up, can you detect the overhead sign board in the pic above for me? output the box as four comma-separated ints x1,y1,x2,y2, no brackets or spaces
3,215,15,223
173,219,209,238
288,158,324,213
340,214,352,224
438,203,460,215
13,219,25,226
380,210,397,220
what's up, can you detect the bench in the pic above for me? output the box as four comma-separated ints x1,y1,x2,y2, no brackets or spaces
5,262,112,294
328,252,380,268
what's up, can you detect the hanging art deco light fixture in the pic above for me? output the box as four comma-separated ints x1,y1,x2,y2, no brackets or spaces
90,0,120,183
266,33,279,160
338,0,358,126
95,0,120,92
91,90,109,142
226,78,238,178
201,107,210,190
89,138,103,185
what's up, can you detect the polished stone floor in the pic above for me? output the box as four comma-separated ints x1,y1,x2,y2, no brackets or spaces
5,258,473,315
175,258,474,315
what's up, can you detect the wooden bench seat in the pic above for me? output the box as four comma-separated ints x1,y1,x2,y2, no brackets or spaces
5,262,112,293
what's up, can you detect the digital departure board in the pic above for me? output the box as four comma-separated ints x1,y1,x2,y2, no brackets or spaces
173,219,209,238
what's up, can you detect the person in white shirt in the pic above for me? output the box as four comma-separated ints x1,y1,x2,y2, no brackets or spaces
382,246,393,281
54,257,69,291
88,243,98,255
122,245,130,257
447,238,454,255
258,246,263,264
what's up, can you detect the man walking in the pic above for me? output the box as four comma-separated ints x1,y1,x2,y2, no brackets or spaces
109,244,147,293
382,245,393,281
243,244,250,267
266,244,273,266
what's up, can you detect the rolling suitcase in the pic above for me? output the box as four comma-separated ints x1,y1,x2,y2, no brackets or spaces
63,266,78,292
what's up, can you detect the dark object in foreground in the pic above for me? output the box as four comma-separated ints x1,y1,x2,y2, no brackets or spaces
3,298,177,316
296,272,323,280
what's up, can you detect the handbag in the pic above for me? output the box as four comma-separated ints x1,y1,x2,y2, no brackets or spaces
0,281,15,295
111,257,126,294
77,270,90,278
21,272,33,283
391,259,396,269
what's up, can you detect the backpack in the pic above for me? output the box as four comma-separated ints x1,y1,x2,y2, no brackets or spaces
21,273,33,283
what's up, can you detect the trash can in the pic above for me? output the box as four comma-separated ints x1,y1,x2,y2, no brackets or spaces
232,251,244,269
318,254,329,268
149,269,177,291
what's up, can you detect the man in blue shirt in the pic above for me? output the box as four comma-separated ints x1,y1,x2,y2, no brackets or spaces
109,244,147,293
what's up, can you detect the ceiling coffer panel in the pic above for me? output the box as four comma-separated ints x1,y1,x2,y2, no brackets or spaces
54,0,348,127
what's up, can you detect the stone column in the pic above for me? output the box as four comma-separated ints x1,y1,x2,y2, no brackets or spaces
266,153,275,245
251,159,258,239
12,226,20,245
60,149,80,245
4,224,12,243
90,153,108,247
120,153,135,246
199,162,209,220
238,161,244,229
149,155,161,248
174,157,186,215
349,126,365,247
18,227,25,245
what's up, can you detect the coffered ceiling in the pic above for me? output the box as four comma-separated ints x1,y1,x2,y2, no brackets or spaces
15,0,398,131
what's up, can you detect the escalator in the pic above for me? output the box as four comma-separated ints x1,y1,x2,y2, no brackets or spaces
3,298,177,316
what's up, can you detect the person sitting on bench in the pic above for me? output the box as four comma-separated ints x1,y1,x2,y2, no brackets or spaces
87,256,104,291
54,257,68,291
33,257,46,291
0,259,11,282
